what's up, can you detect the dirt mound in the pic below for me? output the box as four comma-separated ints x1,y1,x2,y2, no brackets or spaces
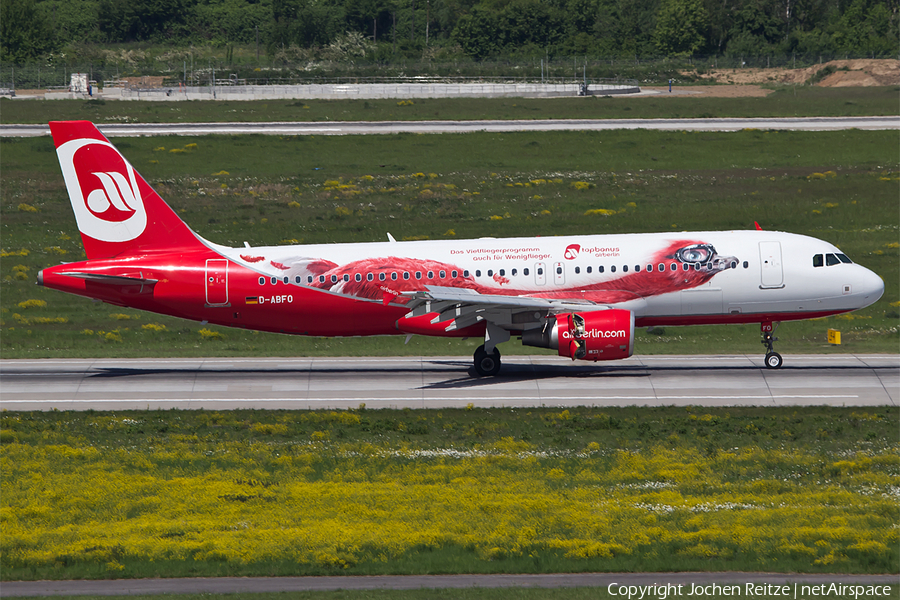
118,76,166,88
694,59,899,87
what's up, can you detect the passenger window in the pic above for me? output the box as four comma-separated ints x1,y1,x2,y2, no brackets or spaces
599,266,604,273
730,261,737,269
355,273,362,282
295,276,302,283
537,267,543,275
391,272,398,280
826,253,840,266
403,272,410,280
427,270,434,279
556,266,562,275
683,264,689,271
611,266,616,273
308,276,314,283
523,268,529,276
622,265,628,273
331,275,338,283
415,271,422,280
498,269,504,277
379,273,386,281
743,261,749,269
488,269,493,277
658,264,664,272
452,270,458,278
271,277,278,284
283,276,289,284
440,270,446,278
586,266,592,274
837,253,852,264
476,270,481,277
671,264,677,271
367,273,374,281
575,266,580,274
635,265,640,272
813,254,824,267
464,270,470,277
511,269,517,276
258,277,265,285
318,276,325,283
647,265,652,272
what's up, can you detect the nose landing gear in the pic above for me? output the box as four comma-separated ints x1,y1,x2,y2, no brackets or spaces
761,322,782,369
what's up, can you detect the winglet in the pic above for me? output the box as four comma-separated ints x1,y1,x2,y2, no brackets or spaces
754,221,763,231
387,232,396,243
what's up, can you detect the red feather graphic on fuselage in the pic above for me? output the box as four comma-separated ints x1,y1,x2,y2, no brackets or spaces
278,240,736,305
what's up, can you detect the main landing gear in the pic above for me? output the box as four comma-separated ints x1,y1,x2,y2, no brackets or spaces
474,345,502,377
473,322,510,377
760,322,783,369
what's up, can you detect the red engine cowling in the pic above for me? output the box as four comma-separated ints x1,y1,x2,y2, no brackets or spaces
521,309,635,362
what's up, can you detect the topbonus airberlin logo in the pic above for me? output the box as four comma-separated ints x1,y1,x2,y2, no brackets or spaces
57,138,147,243
564,244,580,260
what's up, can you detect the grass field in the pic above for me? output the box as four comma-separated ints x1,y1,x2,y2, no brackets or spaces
2,406,898,581
1,86,898,125
1,128,897,359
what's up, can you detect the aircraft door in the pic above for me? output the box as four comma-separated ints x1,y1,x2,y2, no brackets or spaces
759,241,784,288
535,262,546,286
553,262,565,285
205,259,229,306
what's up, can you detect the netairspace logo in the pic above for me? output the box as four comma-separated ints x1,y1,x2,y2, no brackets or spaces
606,582,894,600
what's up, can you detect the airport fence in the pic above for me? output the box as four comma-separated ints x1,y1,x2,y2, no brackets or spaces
0,52,891,92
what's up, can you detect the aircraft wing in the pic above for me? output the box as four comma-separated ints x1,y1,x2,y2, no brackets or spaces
402,285,605,332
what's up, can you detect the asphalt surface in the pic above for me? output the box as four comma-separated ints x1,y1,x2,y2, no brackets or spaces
1,354,896,411
2,572,897,597
2,116,899,137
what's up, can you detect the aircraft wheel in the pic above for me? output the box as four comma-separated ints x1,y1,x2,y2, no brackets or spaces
473,345,502,377
764,352,783,369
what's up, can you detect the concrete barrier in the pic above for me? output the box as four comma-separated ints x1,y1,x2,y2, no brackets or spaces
96,81,640,101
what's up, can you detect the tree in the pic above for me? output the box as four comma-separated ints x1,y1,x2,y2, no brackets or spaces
1,0,55,61
98,0,189,42
452,6,498,59
653,0,708,55
832,0,898,55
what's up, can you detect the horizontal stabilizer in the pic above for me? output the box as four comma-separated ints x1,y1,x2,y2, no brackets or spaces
58,272,158,286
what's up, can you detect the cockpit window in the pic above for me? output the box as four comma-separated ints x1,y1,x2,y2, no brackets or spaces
813,254,824,267
836,253,852,264
826,253,840,266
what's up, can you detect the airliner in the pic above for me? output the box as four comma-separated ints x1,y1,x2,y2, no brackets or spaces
38,121,884,375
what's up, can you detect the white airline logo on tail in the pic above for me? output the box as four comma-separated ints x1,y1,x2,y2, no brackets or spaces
56,138,147,242
87,171,139,215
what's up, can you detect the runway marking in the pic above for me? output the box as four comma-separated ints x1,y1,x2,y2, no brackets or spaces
0,394,860,404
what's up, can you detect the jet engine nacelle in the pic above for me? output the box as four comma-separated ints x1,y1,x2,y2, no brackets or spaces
521,309,635,361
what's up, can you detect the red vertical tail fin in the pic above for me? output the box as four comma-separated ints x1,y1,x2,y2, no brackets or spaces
50,121,204,259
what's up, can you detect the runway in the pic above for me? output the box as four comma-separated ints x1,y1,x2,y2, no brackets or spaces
1,354,896,411
2,572,897,597
2,116,898,137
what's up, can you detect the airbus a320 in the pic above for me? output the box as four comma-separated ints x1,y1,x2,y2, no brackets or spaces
38,121,884,375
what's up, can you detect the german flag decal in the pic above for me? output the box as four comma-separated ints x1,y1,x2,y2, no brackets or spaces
245,296,260,305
